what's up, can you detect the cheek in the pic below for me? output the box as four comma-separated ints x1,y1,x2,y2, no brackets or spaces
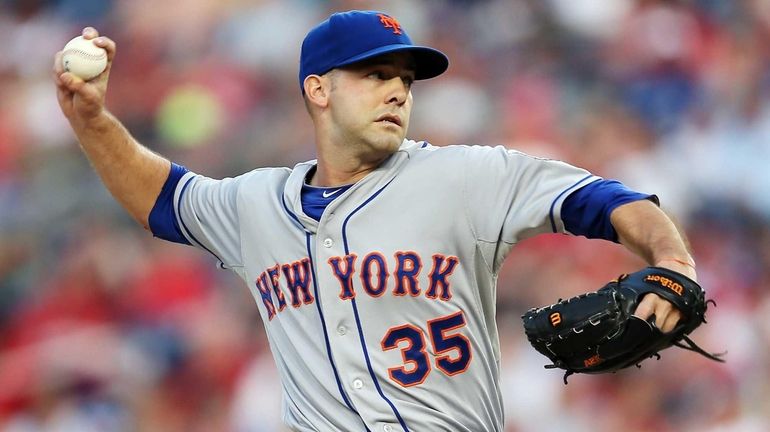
331,96,363,126
402,94,413,127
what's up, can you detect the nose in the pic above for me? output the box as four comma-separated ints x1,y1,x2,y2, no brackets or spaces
386,77,409,105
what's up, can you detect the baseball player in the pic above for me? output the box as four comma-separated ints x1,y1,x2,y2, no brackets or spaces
54,10,697,432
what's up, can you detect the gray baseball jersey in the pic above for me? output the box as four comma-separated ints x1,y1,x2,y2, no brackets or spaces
170,140,597,431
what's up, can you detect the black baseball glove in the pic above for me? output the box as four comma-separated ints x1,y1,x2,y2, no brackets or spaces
521,267,724,383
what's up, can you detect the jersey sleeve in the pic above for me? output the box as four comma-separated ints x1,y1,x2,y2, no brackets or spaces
164,169,245,269
149,163,191,245
462,145,599,245
561,179,659,242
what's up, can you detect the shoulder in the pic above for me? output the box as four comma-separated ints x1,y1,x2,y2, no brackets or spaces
237,166,294,183
400,139,502,158
183,166,295,198
400,140,533,167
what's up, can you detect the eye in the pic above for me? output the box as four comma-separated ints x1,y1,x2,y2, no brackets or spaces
367,70,386,80
403,76,414,88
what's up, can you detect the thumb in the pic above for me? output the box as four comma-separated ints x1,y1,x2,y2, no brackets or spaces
61,72,105,119
632,293,656,321
60,72,86,93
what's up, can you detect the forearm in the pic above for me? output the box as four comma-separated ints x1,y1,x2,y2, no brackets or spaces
55,29,171,230
74,110,170,229
610,200,696,280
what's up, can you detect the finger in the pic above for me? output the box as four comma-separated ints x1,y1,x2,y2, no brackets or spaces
92,36,117,62
652,300,672,330
53,70,67,88
60,72,86,93
82,27,99,39
56,84,72,110
62,71,103,107
52,52,67,87
660,309,682,333
632,294,656,321
53,51,63,75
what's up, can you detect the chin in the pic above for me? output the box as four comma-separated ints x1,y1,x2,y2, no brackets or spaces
365,133,403,154
381,136,404,153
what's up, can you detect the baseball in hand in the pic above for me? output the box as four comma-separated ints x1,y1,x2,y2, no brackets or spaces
61,36,108,81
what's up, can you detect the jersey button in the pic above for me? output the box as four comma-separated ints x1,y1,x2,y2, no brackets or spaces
323,238,333,248
352,379,363,389
383,425,393,432
337,326,347,335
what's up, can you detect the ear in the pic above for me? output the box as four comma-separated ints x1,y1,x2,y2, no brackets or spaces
304,75,329,109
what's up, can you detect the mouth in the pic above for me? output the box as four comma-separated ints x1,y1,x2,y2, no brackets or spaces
376,114,402,127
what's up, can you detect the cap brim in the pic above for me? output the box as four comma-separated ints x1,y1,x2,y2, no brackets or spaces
334,44,449,80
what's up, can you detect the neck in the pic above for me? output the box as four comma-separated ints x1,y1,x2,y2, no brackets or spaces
310,151,388,186
309,118,400,187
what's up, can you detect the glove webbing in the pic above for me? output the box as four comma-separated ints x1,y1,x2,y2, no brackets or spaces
673,335,726,363
546,327,726,384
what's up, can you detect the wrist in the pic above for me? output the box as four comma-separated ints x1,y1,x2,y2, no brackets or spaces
72,109,114,139
657,257,695,269
655,257,697,281
80,108,111,129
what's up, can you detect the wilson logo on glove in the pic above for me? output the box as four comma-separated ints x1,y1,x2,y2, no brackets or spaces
522,266,725,384
644,274,684,296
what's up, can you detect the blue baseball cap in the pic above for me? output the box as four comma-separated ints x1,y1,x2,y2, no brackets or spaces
299,10,449,93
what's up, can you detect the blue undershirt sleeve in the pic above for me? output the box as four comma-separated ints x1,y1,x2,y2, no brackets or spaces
561,179,659,242
149,162,191,245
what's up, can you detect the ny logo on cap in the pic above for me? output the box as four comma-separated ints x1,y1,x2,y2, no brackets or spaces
378,14,402,35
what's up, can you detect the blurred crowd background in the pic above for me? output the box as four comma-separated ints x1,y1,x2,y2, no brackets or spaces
1,0,769,430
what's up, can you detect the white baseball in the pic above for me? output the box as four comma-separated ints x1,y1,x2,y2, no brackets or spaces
61,36,108,81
